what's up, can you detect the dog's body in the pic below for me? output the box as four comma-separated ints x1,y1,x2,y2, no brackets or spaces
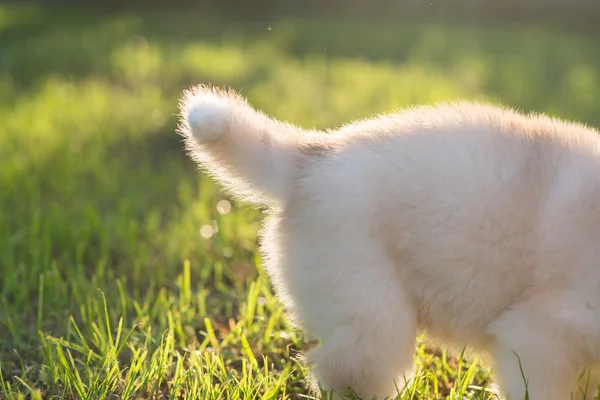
178,85,600,400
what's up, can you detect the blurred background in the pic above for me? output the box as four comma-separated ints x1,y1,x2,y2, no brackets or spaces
1,0,600,398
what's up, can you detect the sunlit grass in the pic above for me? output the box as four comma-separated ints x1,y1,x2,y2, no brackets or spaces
1,4,599,399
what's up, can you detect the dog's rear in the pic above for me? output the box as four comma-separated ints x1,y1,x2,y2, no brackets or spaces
179,85,600,400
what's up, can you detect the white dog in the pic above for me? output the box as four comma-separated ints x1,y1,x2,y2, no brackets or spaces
178,85,600,400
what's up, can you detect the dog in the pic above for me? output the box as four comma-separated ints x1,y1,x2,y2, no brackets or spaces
177,84,600,400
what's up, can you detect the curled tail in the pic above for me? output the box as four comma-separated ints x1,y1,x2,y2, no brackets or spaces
178,85,318,205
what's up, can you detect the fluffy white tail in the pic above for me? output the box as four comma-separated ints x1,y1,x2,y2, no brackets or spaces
178,85,316,205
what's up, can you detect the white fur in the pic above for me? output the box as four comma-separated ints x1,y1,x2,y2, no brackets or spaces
178,84,600,400
186,92,229,141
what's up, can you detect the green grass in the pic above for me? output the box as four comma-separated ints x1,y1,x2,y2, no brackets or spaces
1,4,600,399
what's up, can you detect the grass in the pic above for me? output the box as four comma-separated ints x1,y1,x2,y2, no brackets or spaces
1,4,600,399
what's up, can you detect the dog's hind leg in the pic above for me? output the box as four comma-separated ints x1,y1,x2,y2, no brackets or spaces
282,228,417,400
306,315,416,400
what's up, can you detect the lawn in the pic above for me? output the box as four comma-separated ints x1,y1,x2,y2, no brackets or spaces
1,4,600,399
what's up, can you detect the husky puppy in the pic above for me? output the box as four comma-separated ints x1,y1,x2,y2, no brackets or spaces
177,85,600,400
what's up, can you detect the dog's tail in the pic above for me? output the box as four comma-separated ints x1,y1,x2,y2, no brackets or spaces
178,85,325,205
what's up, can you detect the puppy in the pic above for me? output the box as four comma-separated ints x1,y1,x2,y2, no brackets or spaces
177,84,600,400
